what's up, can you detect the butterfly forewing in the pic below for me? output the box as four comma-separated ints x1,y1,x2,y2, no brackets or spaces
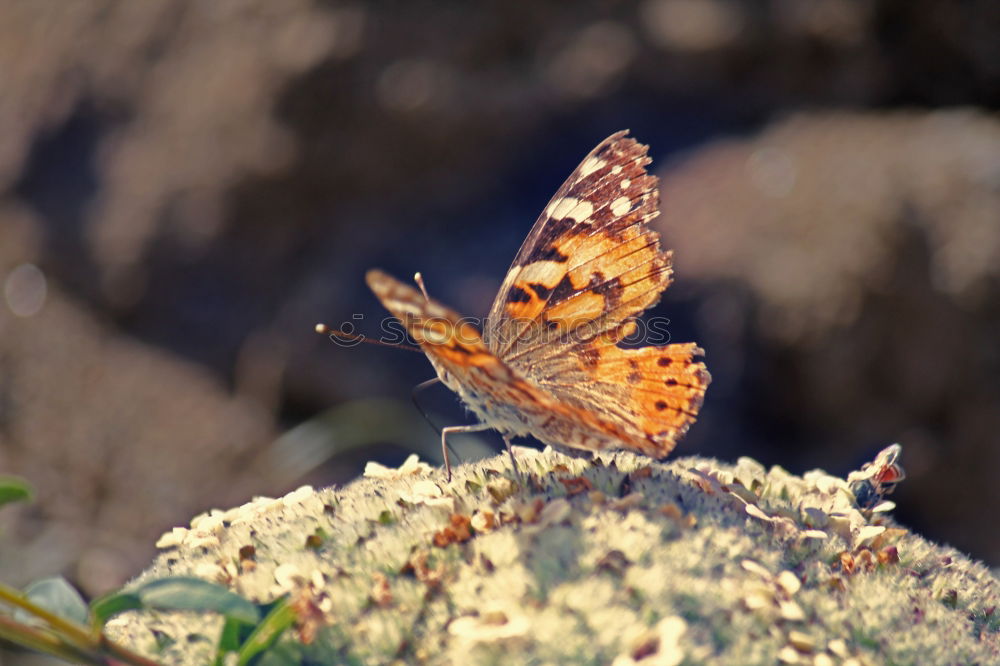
484,132,671,363
365,269,489,357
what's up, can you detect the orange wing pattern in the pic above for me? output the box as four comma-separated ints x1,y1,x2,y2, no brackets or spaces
365,269,493,383
485,131,669,363
365,131,709,465
536,340,710,457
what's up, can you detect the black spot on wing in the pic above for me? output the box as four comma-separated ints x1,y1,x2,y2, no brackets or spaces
532,244,570,262
528,283,553,300
591,275,622,309
523,216,580,264
507,286,532,303
549,273,578,304
549,270,612,306
444,341,475,355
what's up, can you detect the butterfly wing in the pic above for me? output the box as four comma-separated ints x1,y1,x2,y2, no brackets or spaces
537,339,710,457
484,131,709,456
365,269,495,385
484,131,670,360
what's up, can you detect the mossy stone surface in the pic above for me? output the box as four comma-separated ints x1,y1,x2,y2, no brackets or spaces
105,448,1000,665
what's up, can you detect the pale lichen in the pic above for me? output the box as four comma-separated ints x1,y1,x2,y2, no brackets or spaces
105,448,999,664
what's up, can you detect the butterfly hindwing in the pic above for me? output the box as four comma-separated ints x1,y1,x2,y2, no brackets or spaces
543,341,710,456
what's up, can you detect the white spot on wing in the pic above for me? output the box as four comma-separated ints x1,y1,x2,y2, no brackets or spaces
420,327,450,345
547,197,575,219
516,260,567,285
621,178,631,190
548,197,593,221
577,157,605,179
611,165,623,175
611,196,631,216
567,198,594,222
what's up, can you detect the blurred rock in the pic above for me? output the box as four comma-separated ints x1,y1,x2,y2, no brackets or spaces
659,110,1000,563
0,205,279,595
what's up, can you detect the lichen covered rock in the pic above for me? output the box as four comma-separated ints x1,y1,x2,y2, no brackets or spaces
105,448,1000,664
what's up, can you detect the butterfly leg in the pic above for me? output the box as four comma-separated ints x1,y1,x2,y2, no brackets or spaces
441,423,491,481
502,435,522,483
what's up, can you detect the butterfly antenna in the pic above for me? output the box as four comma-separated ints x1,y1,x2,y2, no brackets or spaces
315,323,423,353
316,324,460,469
411,377,442,433
414,272,430,302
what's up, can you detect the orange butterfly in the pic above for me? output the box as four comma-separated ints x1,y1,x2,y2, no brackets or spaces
361,132,709,479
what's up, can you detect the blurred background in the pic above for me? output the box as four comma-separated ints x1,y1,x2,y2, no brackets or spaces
0,0,998,631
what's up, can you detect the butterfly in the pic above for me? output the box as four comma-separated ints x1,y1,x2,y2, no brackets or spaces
364,131,710,479
847,444,906,509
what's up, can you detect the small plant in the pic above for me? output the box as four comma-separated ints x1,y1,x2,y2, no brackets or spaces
0,475,32,508
0,477,298,665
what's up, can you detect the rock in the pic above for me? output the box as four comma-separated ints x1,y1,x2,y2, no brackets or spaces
105,448,999,664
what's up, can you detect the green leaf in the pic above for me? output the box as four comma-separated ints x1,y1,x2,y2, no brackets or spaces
217,616,245,652
212,616,248,666
254,641,303,666
89,591,143,626
133,577,260,624
23,577,88,625
0,476,33,507
235,598,296,666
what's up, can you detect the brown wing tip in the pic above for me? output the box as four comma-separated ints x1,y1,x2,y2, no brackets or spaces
588,131,653,181
597,129,642,151
365,268,395,294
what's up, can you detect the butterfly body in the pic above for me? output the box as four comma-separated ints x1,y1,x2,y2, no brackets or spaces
366,131,710,475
